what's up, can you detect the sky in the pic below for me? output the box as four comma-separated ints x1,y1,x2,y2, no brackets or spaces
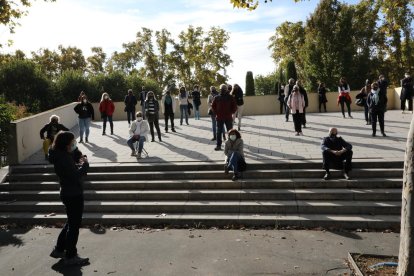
0,0,359,90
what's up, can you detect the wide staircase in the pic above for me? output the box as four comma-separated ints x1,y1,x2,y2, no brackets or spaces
0,160,403,230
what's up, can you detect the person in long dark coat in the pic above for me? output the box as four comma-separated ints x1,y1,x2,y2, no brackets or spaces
400,73,413,113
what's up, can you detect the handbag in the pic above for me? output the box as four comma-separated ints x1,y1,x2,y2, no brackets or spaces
355,98,364,107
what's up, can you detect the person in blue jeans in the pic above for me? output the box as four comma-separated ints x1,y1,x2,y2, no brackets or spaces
74,95,94,143
127,112,150,159
48,131,89,266
224,129,245,181
178,86,189,125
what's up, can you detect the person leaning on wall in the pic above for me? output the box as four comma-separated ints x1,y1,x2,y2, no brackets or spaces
40,115,68,160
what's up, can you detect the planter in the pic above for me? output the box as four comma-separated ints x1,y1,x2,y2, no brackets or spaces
348,252,398,276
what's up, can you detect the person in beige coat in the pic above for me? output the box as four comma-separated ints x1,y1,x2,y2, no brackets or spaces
127,111,150,158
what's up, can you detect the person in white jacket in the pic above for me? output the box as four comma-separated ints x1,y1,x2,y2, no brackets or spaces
127,111,150,158
161,90,177,133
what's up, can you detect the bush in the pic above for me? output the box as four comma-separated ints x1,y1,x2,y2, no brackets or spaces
89,71,128,102
55,69,90,104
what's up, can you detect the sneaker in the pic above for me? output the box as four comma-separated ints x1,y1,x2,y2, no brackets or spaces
348,115,353,119
232,174,239,181
151,139,155,142
79,139,83,143
111,131,114,135
165,129,168,133
343,115,346,118
382,132,387,137
137,152,142,159
343,172,350,180
63,255,89,266
295,132,300,136
285,119,288,122
214,146,222,151
302,125,306,128
159,138,162,142
211,137,216,141
85,137,88,143
299,132,303,136
50,247,65,259
172,129,176,133
372,133,376,137
102,132,106,135
323,172,331,180
130,151,137,156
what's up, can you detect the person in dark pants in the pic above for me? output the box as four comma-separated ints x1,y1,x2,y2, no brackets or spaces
212,84,237,151
321,128,353,180
284,78,295,122
191,85,201,120
277,84,285,114
287,85,305,136
367,82,387,137
124,89,137,126
224,129,245,181
99,92,115,135
338,77,353,118
400,73,413,113
296,80,308,127
145,91,162,142
74,96,94,143
356,80,371,125
140,86,148,119
48,131,89,266
161,89,176,133
318,82,328,112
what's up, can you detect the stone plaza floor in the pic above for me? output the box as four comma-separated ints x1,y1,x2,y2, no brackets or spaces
23,110,412,165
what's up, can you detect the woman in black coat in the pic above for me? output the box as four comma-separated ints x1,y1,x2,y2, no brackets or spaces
48,131,90,266
318,82,328,112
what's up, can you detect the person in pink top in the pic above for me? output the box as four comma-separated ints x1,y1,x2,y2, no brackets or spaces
287,85,305,136
99,92,115,135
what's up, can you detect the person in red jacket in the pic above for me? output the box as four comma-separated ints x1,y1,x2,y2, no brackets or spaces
99,92,115,135
212,84,237,151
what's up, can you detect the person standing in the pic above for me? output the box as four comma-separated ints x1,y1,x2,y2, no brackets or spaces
224,129,245,181
127,112,150,158
287,85,305,136
48,131,89,266
178,86,189,125
99,92,115,135
212,84,237,151
161,89,176,133
231,84,244,131
277,84,285,114
208,86,219,141
74,96,94,143
321,128,353,180
318,82,328,113
338,77,352,118
40,115,69,160
140,86,148,119
191,85,201,120
400,73,413,113
356,80,371,125
284,78,295,122
124,89,137,126
145,91,162,142
296,80,308,128
367,82,387,137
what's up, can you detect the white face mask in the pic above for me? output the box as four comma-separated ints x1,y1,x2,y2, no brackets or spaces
229,134,237,141
82,99,87,104
70,141,77,152
137,117,143,122
104,96,108,100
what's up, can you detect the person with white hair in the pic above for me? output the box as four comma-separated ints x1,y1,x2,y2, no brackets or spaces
40,115,69,160
321,128,353,180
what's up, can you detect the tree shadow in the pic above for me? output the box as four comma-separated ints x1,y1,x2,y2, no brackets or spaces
0,228,27,248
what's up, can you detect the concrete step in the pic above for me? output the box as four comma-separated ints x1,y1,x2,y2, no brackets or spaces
5,168,403,182
0,178,403,191
0,189,402,201
0,200,401,215
8,160,404,174
0,212,401,230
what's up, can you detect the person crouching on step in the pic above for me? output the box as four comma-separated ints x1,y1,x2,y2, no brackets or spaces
224,129,245,181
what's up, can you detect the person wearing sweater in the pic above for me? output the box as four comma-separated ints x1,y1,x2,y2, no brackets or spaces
224,129,245,181
99,92,115,135
287,85,305,136
74,95,94,143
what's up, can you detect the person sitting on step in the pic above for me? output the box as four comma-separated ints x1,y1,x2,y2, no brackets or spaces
40,115,69,160
224,129,246,181
127,111,150,159
321,127,353,180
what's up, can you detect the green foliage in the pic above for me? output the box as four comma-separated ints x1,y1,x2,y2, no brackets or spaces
255,73,276,95
55,69,90,104
0,59,53,112
285,60,297,82
245,71,255,96
89,71,128,102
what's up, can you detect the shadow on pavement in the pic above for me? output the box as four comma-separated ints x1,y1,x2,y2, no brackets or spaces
51,259,89,276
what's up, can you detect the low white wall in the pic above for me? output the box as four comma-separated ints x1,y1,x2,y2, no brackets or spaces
9,102,78,165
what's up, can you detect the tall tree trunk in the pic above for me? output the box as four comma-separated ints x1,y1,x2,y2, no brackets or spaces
399,116,414,275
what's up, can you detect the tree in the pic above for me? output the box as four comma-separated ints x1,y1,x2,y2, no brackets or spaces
31,48,60,78
245,71,255,96
87,47,106,75
230,0,305,10
399,116,414,275
55,69,90,104
285,60,297,82
255,73,276,95
57,45,87,74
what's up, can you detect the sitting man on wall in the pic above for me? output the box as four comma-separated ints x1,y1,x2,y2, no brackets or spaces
40,115,69,160
321,127,353,180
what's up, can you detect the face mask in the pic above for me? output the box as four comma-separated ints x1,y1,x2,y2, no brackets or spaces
137,117,143,122
83,100,87,104
104,96,108,100
229,134,237,141
70,141,77,152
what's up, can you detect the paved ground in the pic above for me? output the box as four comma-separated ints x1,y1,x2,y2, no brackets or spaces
0,227,399,276
23,110,413,164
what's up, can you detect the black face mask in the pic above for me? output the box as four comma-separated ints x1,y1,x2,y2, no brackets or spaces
330,134,337,139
